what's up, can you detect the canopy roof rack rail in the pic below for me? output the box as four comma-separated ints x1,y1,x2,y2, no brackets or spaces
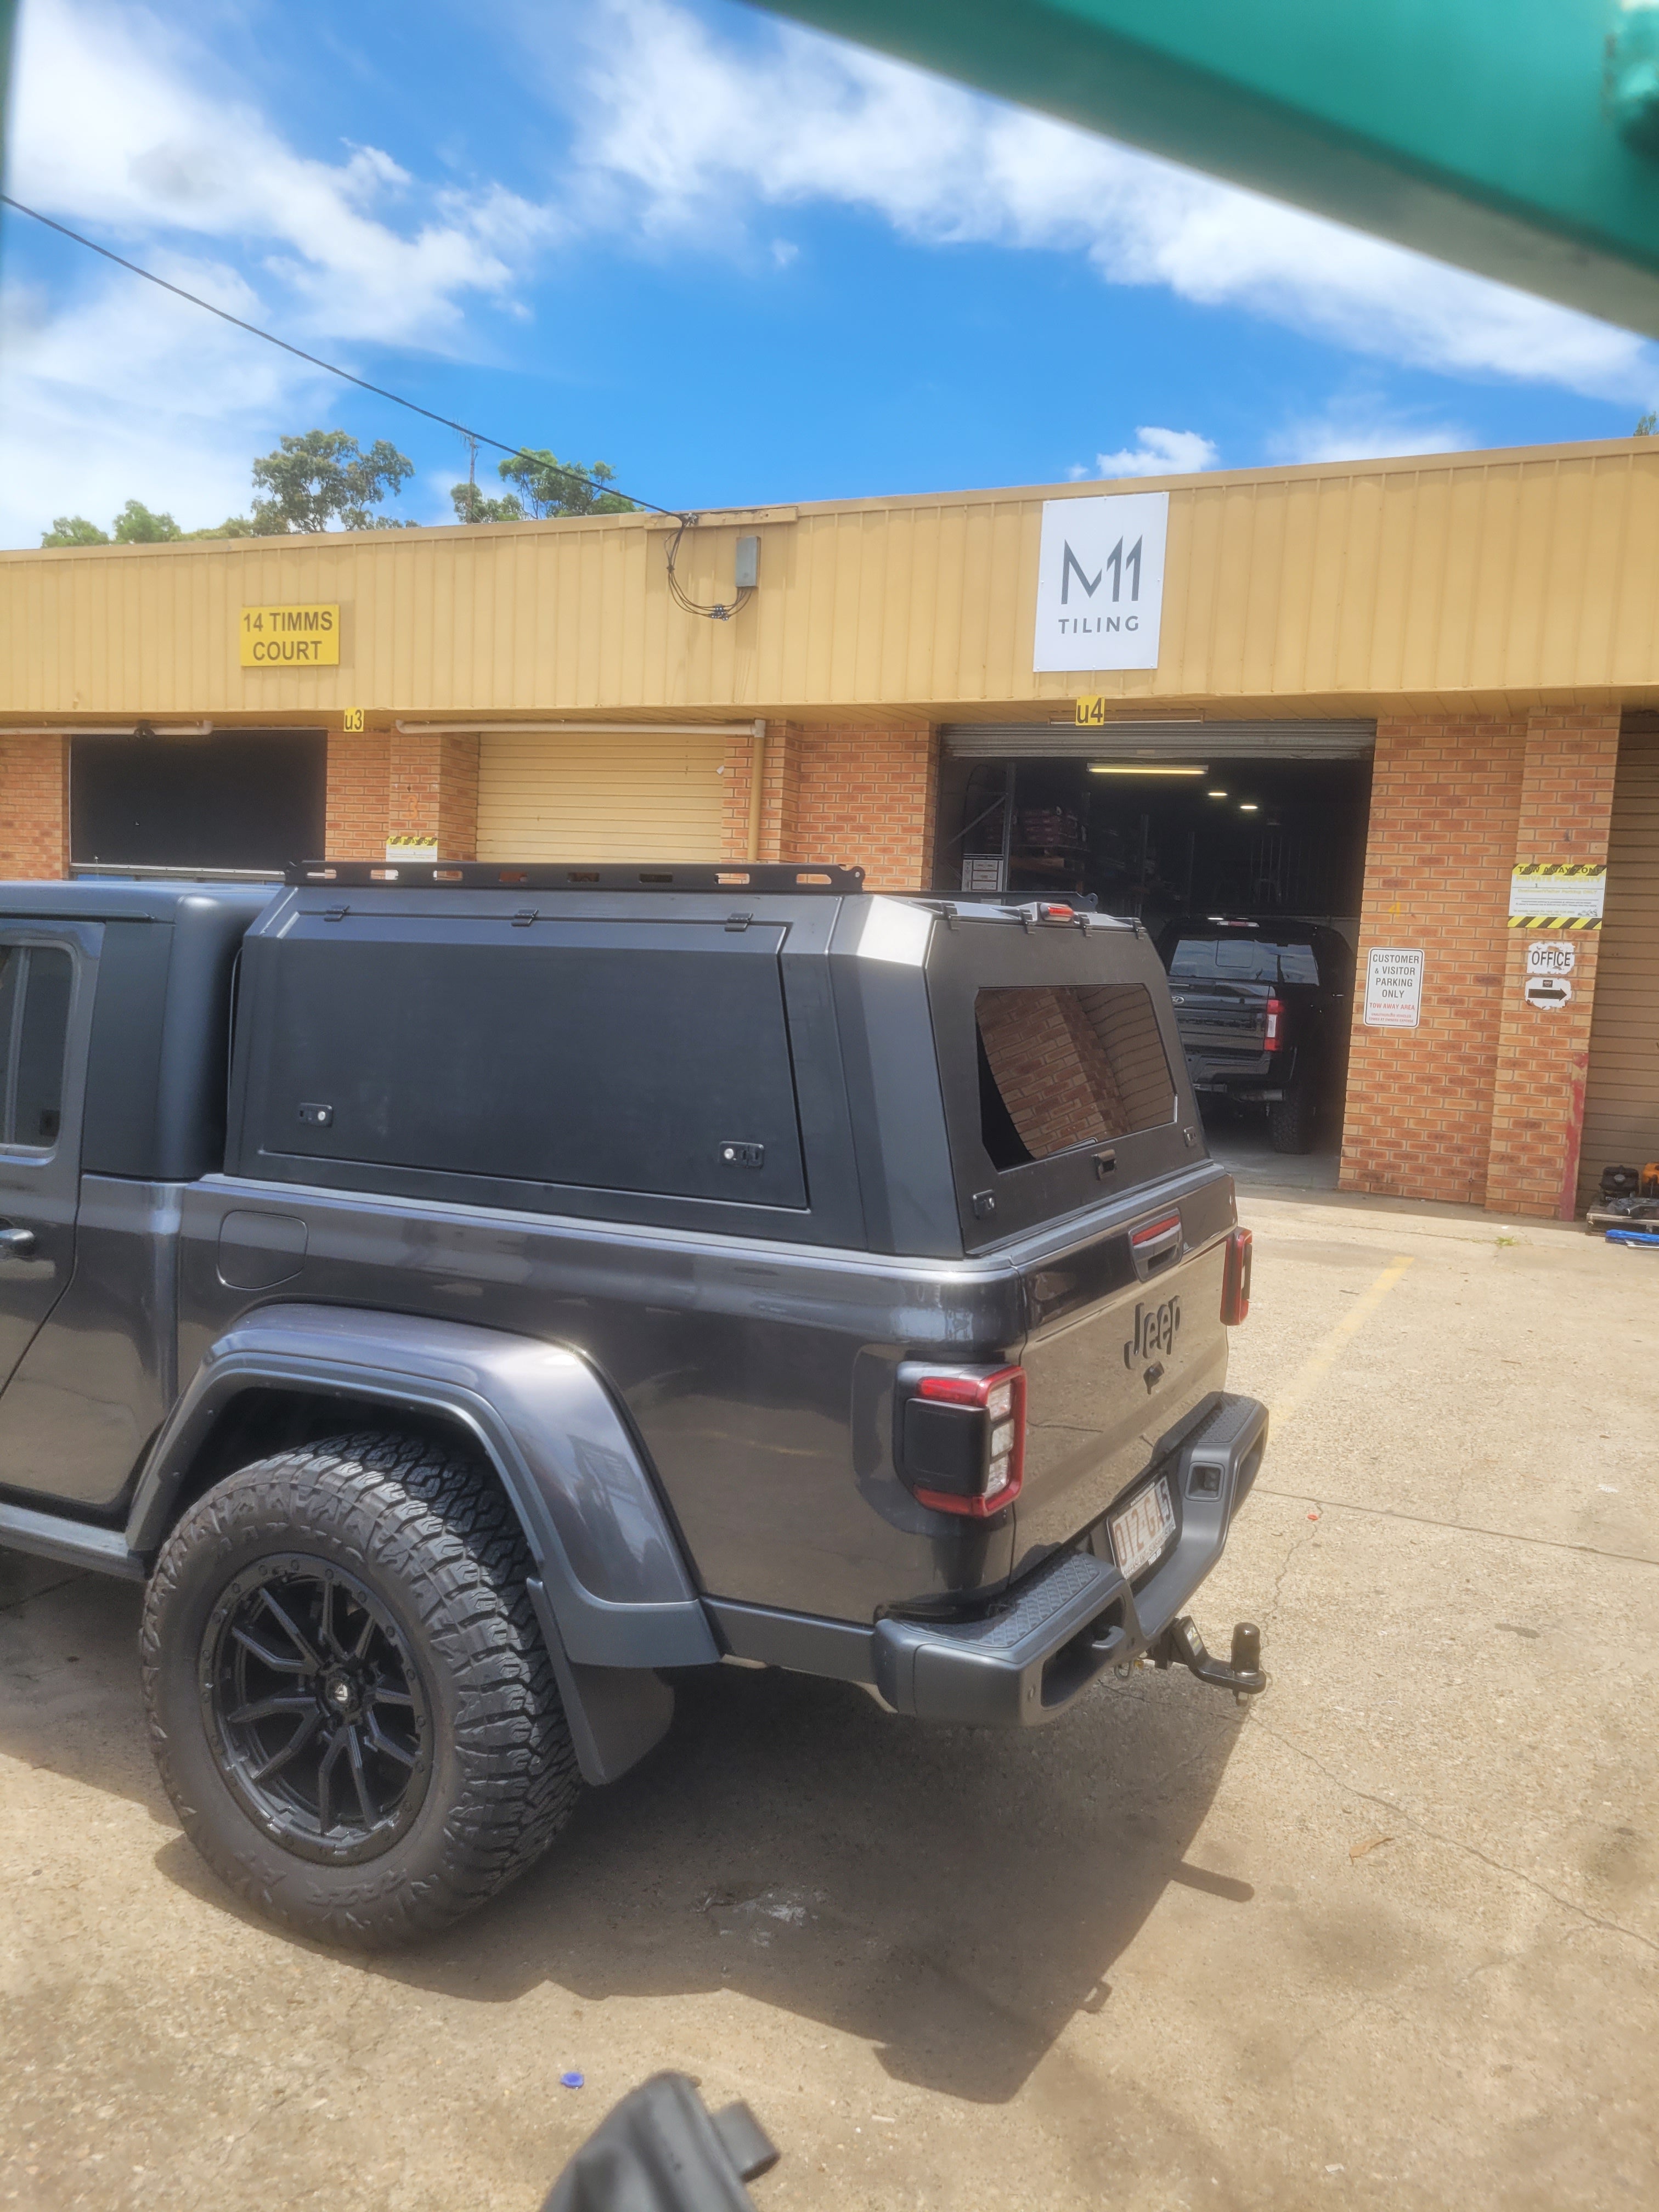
285,860,867,893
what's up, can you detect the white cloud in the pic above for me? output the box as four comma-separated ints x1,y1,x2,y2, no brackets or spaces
1269,402,1472,466
9,0,549,345
558,0,1659,407
0,0,549,544
1079,427,1220,479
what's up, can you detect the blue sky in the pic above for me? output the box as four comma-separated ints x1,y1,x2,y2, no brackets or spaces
3,0,1656,544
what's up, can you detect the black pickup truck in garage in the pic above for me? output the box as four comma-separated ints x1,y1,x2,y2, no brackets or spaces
1155,919,1355,1154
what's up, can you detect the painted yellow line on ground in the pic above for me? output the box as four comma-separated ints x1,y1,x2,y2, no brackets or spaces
1271,1255,1414,1428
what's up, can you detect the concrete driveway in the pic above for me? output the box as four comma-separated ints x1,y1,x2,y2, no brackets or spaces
3,1189,1655,2212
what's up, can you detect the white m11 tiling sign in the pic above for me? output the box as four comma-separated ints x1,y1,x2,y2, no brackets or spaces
1033,492,1169,673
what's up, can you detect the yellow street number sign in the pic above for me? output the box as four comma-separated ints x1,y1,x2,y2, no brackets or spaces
240,605,340,667
1074,696,1110,726
342,707,365,732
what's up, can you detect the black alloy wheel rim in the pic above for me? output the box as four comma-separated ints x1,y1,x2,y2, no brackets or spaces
201,1555,432,1865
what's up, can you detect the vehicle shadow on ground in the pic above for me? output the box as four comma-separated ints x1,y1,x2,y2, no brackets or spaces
1,1559,1249,2106
377,1663,1250,2103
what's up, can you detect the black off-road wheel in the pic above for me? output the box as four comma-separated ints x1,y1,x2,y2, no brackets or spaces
141,1431,579,1949
1267,1087,1317,1154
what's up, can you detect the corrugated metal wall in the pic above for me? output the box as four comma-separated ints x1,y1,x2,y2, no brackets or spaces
475,731,730,862
6,442,1659,720
1579,725,1659,1201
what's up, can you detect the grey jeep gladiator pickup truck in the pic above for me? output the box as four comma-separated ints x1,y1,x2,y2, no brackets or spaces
0,860,1266,1947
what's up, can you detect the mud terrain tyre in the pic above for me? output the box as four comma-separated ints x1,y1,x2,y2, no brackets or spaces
1267,1087,1317,1154
141,1431,579,1949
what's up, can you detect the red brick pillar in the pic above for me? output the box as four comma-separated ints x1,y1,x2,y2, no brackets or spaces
758,722,802,865
1339,718,1527,1205
718,721,798,865
388,729,479,860
1482,710,1621,1219
325,726,479,862
0,733,70,879
324,729,391,860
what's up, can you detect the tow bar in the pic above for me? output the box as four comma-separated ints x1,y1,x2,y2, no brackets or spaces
1152,1617,1266,1705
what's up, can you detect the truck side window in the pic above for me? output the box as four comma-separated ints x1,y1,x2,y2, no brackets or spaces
0,945,73,1150
975,984,1176,1169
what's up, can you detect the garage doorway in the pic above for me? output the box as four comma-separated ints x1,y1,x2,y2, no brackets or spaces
71,729,325,874
935,728,1375,1185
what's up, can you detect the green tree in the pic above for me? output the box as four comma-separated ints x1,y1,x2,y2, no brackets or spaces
1636,411,1657,436
183,516,259,540
249,429,416,533
41,515,110,547
112,499,183,543
495,450,634,519
450,481,526,524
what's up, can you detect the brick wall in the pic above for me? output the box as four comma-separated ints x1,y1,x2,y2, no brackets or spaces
1340,718,1527,1206
714,722,938,885
324,729,391,860
385,729,480,859
1483,710,1620,1218
0,734,69,878
1338,712,1621,1215
784,725,939,889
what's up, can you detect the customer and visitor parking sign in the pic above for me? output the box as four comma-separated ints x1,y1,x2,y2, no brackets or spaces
1363,947,1425,1029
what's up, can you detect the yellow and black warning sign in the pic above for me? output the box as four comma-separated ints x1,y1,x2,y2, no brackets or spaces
1507,860,1606,930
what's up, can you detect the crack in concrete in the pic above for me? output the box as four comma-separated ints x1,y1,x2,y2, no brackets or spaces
1252,1488,1659,1570
0,1572,84,1617
1253,1720,1659,1959
1263,1512,1319,1629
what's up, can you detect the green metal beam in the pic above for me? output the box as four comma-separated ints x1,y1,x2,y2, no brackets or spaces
757,1,1659,339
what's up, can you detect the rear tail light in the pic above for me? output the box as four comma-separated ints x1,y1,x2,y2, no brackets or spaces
1263,996,1285,1052
899,1365,1026,1517
1221,1227,1253,1325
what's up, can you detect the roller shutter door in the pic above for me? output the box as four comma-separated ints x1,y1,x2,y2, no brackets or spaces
1579,726,1659,1205
942,719,1376,760
476,730,730,863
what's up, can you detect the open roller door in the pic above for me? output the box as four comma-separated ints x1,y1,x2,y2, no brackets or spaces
476,729,732,864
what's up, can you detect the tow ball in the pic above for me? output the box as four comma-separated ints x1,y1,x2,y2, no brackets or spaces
1152,1617,1266,1705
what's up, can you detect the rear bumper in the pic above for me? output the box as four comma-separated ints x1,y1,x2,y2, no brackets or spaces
871,1392,1268,1727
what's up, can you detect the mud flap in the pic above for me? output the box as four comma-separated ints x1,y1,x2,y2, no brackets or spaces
528,1576,676,1786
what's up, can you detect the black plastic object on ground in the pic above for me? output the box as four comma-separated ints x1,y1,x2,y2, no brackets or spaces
541,2074,780,2212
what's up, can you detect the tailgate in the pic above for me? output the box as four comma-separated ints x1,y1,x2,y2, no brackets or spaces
1169,980,1269,1062
1010,1171,1234,1579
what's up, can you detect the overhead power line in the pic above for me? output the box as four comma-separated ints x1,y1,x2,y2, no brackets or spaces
0,193,677,518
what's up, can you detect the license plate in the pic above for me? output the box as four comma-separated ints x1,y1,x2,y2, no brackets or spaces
1109,1475,1176,1581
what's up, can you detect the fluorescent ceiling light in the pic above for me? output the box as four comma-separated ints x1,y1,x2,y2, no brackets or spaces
1206,788,1228,798
1239,802,1260,811
1088,763,1206,776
